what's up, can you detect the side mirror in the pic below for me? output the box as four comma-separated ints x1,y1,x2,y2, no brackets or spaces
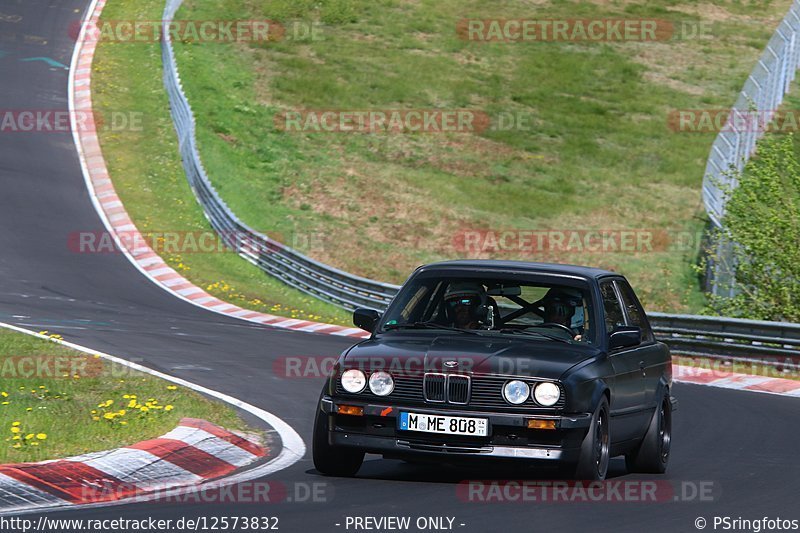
609,326,642,350
353,308,381,333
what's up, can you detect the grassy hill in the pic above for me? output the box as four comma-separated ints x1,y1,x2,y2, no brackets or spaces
92,0,793,321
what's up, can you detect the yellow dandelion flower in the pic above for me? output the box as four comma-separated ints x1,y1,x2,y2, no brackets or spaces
36,433,47,440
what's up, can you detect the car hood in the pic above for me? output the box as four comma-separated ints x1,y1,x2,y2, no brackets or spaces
344,333,600,380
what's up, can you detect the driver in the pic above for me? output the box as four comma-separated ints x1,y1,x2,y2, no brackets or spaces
444,282,486,330
542,288,584,341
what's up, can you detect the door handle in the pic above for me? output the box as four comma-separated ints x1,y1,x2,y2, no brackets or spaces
639,361,646,375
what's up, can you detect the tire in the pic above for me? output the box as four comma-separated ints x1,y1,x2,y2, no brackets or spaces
312,402,364,477
625,392,672,474
573,396,611,481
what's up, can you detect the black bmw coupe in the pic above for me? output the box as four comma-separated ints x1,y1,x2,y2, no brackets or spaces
313,260,676,480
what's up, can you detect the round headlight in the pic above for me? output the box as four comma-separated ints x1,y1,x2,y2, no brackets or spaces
369,371,394,396
534,382,561,406
341,369,366,393
503,380,530,405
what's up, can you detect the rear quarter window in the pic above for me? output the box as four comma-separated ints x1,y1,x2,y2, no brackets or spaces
599,281,625,333
616,280,654,342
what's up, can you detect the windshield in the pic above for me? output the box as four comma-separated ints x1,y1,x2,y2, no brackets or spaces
379,274,596,344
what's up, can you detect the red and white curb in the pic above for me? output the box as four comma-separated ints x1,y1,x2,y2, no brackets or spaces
68,0,367,340
673,364,800,397
0,418,267,515
0,323,306,517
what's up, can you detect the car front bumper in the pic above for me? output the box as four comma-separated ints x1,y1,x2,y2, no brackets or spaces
321,397,592,463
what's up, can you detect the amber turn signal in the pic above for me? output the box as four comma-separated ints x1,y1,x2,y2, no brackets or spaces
526,418,557,430
337,405,364,416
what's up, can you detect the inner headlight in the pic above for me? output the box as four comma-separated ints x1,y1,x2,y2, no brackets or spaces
503,380,530,405
369,371,394,396
534,382,561,406
341,369,366,393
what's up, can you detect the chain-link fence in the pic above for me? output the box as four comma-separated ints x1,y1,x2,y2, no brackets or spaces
702,1,800,296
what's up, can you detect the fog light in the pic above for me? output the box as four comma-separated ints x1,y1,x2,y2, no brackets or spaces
526,418,557,430
337,405,364,416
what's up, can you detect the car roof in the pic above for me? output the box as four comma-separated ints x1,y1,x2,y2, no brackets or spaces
417,260,618,281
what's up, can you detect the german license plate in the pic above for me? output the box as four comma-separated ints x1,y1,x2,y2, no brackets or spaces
398,412,488,436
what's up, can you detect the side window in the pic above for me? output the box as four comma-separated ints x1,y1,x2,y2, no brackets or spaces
616,280,654,342
599,281,625,334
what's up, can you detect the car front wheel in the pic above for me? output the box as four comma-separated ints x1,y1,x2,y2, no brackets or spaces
312,401,365,477
625,392,671,474
572,396,611,481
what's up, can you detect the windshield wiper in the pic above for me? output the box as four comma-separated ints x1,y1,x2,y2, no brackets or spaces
383,322,485,336
498,328,573,344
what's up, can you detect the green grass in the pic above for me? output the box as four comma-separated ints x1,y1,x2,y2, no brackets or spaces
91,0,351,326
93,0,793,317
0,327,252,464
166,0,793,313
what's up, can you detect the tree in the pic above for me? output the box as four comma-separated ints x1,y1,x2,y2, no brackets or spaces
707,133,800,322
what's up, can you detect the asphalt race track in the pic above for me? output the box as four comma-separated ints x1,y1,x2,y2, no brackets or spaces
1,2,798,532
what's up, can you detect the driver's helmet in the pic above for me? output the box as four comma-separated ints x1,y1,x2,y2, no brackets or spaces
542,288,582,325
444,282,486,317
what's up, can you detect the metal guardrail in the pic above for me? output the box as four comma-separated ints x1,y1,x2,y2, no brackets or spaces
649,312,800,366
159,0,798,363
160,0,400,311
702,0,800,295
